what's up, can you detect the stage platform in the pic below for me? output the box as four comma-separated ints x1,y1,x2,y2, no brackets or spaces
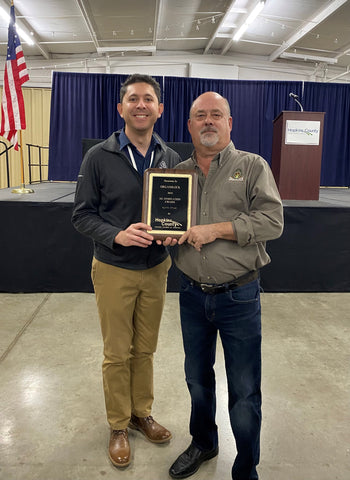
1,183,349,293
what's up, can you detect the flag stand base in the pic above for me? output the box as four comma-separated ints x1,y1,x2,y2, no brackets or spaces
12,184,34,194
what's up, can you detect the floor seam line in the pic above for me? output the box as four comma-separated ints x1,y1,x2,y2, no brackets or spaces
0,293,51,363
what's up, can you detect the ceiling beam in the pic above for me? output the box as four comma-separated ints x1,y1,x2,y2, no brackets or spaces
280,52,338,64
0,0,50,59
29,42,50,61
334,42,350,60
152,0,162,56
203,0,237,54
221,0,266,55
326,65,350,83
75,0,99,52
269,0,349,62
97,46,156,54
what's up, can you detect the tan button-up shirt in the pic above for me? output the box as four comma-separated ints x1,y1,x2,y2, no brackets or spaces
174,142,284,284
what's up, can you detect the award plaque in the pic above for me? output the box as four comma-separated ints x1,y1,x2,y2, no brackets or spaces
142,168,198,240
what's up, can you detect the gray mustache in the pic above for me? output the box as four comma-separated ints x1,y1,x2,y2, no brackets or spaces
200,128,218,134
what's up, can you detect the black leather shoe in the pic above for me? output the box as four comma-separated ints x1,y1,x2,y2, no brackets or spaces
169,443,218,479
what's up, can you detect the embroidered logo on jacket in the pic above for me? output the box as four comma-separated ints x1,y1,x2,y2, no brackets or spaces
229,169,244,182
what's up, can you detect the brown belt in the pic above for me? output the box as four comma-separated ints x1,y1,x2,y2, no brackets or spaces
188,270,259,295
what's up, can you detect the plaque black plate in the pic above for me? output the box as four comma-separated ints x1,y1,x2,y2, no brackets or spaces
142,168,198,240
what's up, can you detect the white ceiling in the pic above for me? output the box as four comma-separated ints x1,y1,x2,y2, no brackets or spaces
1,0,350,83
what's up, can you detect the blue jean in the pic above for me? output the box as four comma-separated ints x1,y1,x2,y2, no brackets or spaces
179,274,262,480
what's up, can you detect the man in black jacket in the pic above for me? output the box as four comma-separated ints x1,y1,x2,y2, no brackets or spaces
72,74,180,468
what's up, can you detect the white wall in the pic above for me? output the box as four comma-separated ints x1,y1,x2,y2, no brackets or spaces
23,53,350,88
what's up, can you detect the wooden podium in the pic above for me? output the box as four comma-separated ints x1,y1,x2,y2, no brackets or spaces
271,111,325,200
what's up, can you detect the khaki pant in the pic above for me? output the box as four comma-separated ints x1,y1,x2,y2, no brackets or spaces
91,256,171,430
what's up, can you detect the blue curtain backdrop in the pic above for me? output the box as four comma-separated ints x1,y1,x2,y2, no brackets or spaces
48,71,350,186
163,77,302,162
303,82,350,186
48,71,162,181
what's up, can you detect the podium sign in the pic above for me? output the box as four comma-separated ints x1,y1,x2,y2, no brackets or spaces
285,120,321,145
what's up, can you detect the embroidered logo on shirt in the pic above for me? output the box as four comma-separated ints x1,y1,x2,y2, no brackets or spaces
229,169,244,182
158,160,167,169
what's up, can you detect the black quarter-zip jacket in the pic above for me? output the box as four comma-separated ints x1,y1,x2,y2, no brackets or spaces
72,130,181,270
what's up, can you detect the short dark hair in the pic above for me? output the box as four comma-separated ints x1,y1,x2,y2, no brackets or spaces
119,74,162,103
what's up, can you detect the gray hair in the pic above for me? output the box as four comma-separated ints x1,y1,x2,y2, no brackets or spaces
189,93,231,118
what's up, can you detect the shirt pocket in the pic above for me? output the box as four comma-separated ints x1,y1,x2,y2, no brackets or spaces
216,178,248,220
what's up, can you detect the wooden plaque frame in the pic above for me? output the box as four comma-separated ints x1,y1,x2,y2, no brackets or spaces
142,168,198,240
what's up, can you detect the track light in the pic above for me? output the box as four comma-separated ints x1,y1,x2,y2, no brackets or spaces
233,1,265,42
0,7,35,45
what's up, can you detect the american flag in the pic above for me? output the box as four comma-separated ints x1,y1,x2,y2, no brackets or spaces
0,5,29,150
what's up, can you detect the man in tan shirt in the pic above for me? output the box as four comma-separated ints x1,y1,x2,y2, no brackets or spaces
168,92,284,480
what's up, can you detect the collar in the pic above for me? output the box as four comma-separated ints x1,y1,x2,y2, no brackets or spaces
217,141,235,166
191,141,235,168
119,128,161,152
102,130,167,155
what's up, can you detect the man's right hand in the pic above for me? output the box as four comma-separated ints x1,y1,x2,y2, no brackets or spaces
114,222,154,248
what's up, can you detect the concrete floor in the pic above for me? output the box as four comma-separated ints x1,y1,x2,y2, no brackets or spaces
0,292,349,480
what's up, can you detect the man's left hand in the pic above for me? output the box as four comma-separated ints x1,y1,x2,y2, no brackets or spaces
178,223,235,251
156,237,178,247
178,225,217,251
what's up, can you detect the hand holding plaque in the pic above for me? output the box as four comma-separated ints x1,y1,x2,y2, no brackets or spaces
142,168,198,240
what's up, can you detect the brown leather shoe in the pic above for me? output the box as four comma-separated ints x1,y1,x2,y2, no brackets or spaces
108,429,131,467
129,414,172,443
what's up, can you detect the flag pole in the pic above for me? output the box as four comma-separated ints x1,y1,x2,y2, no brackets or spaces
0,0,33,194
11,130,34,193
